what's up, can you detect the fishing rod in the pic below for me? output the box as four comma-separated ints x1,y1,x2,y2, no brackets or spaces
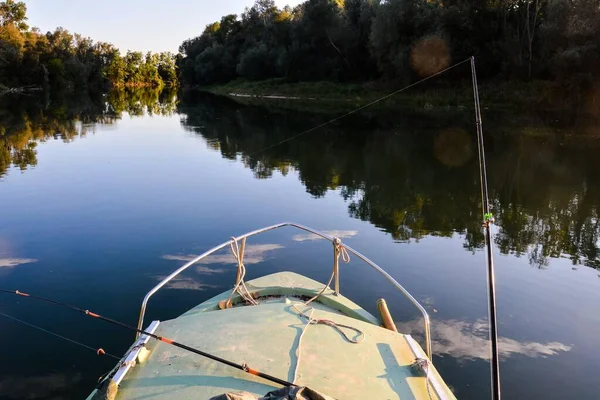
470,56,501,400
0,310,120,360
0,289,294,388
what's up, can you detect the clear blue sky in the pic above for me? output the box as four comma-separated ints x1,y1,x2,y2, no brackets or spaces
22,0,304,54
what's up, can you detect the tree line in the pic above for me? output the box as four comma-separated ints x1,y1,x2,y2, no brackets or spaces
178,0,600,92
0,0,177,92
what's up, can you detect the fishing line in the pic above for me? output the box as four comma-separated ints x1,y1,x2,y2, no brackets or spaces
0,289,294,388
240,55,502,399
247,58,472,157
0,310,120,360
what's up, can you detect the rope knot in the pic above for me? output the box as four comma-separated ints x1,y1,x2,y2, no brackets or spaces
333,237,350,264
412,358,433,400
414,357,429,371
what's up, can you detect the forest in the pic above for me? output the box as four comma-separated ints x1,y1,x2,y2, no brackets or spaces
178,0,600,96
3,0,598,99
0,0,177,92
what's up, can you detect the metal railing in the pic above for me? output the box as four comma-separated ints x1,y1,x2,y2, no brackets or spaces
137,222,432,359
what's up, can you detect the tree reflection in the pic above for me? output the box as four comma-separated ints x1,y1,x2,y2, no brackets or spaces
178,92,600,270
3,89,598,270
0,88,177,177
106,87,177,117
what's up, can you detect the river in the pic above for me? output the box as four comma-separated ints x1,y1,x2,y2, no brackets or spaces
0,89,598,399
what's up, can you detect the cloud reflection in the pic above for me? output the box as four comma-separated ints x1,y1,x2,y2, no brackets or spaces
397,318,571,360
0,258,37,268
154,276,218,291
162,243,283,266
195,266,226,275
292,230,358,242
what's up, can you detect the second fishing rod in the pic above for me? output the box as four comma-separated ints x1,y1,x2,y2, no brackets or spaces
0,289,294,388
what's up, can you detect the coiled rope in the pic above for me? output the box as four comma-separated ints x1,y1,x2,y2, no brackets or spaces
227,237,259,306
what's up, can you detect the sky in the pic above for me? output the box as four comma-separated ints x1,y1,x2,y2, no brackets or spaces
22,0,304,54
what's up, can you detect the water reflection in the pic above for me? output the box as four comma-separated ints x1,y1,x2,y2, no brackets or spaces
162,244,284,265
106,87,177,117
0,258,37,269
292,230,359,242
2,89,599,272
154,275,218,291
0,87,177,178
178,92,600,270
397,319,572,360
0,373,83,400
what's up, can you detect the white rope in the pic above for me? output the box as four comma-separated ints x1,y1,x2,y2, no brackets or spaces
414,358,434,400
303,238,349,306
290,238,364,384
228,237,258,306
292,306,315,383
292,304,365,344
223,236,366,384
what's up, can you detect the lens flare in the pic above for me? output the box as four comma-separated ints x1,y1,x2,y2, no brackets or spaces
410,36,451,77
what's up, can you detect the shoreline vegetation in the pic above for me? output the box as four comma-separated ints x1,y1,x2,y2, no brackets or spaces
177,0,600,115
1,0,598,117
0,1,177,93
195,78,599,115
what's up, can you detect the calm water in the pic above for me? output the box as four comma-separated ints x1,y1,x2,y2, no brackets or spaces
0,90,599,400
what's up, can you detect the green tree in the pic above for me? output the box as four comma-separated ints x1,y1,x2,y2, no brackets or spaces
157,52,178,86
0,0,28,30
370,0,440,81
176,0,600,100
106,51,126,86
540,0,600,91
0,1,176,91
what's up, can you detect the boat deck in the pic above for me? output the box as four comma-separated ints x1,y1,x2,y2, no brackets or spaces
115,272,454,399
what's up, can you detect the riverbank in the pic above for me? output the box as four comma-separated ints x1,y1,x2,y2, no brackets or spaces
198,78,572,113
